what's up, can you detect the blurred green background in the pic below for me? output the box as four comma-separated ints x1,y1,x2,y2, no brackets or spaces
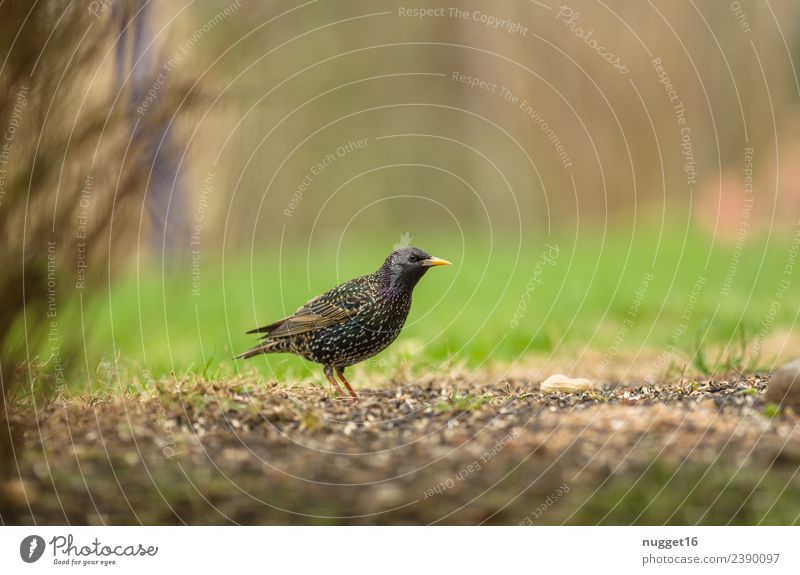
37,225,800,391
4,0,800,392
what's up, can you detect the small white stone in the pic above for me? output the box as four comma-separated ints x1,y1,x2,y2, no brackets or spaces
767,359,800,411
540,374,594,393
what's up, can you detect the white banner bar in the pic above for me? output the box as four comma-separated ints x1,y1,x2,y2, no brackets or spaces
1,526,798,574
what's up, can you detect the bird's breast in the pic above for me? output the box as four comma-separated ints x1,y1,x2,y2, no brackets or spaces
305,293,413,366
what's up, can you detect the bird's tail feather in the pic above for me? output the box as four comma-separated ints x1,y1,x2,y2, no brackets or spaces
235,338,292,360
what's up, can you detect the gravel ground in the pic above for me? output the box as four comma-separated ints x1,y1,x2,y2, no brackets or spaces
4,370,800,525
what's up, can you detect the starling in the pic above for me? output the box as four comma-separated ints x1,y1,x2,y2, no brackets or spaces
236,246,452,400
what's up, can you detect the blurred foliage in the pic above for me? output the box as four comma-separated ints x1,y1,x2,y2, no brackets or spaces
0,0,199,520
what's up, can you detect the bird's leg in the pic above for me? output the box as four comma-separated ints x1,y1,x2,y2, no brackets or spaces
323,365,347,399
335,367,359,401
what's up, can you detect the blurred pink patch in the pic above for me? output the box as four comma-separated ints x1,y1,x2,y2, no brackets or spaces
695,168,753,241
695,114,800,241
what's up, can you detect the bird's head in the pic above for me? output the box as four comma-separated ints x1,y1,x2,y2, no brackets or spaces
380,246,452,290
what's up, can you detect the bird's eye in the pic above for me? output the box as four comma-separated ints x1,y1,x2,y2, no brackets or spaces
408,254,419,262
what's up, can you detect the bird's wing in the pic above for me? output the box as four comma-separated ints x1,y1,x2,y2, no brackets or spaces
246,280,370,339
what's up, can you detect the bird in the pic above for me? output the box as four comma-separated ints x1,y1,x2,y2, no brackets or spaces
236,246,452,400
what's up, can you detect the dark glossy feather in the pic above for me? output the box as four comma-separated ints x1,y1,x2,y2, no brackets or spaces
246,278,370,339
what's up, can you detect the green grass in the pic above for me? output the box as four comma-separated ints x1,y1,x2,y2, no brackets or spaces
27,222,800,392
435,393,494,413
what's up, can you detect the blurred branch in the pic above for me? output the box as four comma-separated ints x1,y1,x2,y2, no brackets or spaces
0,0,199,523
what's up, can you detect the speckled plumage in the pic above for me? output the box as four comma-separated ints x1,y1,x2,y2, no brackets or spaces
236,247,452,400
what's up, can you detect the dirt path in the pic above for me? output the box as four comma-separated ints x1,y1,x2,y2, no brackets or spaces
5,372,800,525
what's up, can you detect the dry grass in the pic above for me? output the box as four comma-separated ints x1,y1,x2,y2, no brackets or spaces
4,366,800,525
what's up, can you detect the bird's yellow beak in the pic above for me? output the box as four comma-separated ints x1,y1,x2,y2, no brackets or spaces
425,256,452,267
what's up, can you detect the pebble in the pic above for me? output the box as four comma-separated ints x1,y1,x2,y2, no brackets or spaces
766,359,800,412
540,374,595,393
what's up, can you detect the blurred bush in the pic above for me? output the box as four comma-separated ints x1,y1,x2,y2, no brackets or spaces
0,0,199,520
